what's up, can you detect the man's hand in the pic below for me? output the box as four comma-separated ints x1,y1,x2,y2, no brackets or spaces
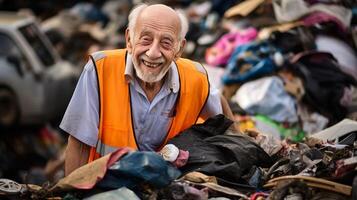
220,94,239,132
64,135,90,176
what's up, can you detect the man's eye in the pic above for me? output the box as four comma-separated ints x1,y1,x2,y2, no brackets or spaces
162,41,172,48
141,37,151,44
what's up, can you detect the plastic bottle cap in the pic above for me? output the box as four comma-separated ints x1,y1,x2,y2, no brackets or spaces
159,144,180,162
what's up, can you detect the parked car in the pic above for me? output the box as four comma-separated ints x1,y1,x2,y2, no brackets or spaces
0,12,80,128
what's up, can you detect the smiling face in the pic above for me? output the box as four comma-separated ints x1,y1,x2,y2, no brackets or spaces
126,5,185,83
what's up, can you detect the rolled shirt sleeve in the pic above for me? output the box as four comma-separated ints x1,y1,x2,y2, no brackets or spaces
59,60,99,147
199,84,223,120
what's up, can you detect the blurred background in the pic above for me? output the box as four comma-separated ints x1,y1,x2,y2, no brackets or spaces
0,0,356,187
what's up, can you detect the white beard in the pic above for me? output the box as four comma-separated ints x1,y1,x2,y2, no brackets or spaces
132,57,171,83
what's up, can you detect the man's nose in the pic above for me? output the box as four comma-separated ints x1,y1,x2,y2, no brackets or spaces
146,42,162,59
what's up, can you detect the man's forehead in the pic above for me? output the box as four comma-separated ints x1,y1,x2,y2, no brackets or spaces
135,10,180,37
138,5,180,28
137,22,179,38
143,4,177,16
140,28,175,38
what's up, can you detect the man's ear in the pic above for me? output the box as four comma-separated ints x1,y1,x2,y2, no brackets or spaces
175,39,186,59
125,28,132,53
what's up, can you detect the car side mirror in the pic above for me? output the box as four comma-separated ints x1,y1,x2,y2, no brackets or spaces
6,54,24,77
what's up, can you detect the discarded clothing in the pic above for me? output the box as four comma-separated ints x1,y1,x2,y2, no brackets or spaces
205,28,257,66
168,115,272,186
290,52,357,124
221,41,278,85
96,151,181,190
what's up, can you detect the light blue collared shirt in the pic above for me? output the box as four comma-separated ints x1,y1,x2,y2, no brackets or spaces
60,53,222,151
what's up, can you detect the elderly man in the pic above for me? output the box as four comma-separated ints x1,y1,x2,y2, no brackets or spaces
60,4,235,176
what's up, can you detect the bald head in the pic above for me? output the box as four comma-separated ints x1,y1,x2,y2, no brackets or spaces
127,4,188,42
142,4,179,18
140,5,181,31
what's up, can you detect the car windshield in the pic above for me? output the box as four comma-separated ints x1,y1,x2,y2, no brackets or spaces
19,23,55,67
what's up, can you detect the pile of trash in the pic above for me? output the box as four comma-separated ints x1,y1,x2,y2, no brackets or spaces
200,0,357,136
0,0,356,199
0,115,356,199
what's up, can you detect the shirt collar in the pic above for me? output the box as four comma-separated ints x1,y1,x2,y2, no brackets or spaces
124,53,179,93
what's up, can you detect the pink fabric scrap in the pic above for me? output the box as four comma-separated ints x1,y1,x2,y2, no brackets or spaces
303,11,347,33
173,149,190,168
205,27,257,67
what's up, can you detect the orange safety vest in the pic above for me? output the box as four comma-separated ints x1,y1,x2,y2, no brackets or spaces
88,49,209,162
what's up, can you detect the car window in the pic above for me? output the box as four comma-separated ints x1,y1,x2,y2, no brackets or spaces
19,23,55,67
0,33,31,70
0,33,21,57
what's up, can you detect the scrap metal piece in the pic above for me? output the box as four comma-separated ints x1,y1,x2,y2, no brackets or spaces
0,178,22,194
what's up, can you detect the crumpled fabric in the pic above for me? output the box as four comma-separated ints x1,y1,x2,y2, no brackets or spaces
173,150,190,168
272,0,352,28
159,181,209,200
303,12,347,33
168,115,272,186
221,41,278,85
96,151,181,190
52,148,132,192
290,52,357,124
205,28,257,66
315,35,357,80
297,103,329,135
232,76,298,123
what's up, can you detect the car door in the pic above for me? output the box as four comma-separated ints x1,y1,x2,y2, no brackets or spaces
0,31,45,124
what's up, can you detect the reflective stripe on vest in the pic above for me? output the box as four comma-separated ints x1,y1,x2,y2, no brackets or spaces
88,49,209,162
